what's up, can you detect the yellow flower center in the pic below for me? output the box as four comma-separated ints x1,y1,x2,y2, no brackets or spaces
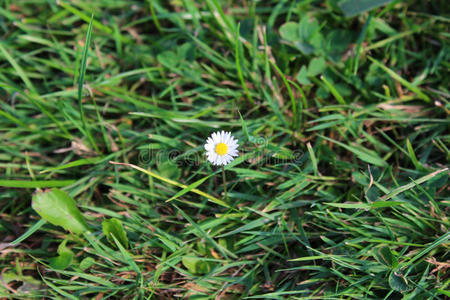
215,143,228,156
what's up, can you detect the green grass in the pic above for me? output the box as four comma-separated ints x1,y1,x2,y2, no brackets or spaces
1,0,449,299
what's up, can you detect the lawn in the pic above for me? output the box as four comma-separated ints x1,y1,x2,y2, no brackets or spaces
0,0,449,299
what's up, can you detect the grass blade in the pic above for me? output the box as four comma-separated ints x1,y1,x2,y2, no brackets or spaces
368,56,430,102
77,14,100,153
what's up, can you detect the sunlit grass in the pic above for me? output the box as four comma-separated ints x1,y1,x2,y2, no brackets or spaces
0,1,449,299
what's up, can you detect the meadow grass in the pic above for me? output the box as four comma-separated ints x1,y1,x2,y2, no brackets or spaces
0,1,449,299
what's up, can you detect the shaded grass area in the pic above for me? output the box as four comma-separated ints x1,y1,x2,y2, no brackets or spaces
0,0,449,298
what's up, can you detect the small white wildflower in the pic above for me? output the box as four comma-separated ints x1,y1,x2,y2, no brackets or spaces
204,131,239,166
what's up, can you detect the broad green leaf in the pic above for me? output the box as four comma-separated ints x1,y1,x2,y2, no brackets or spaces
339,0,393,17
80,257,95,271
279,22,300,42
182,256,214,275
32,189,89,235
389,271,413,292
373,246,398,268
298,16,320,42
102,218,128,249
296,65,311,85
49,240,73,270
307,57,326,77
279,18,322,55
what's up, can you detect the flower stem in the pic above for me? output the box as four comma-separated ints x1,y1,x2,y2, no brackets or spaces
221,165,228,201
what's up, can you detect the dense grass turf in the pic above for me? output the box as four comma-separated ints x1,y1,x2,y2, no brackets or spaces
1,0,449,299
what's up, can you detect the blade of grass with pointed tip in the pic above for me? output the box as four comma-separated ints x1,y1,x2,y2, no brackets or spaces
306,142,318,176
235,23,254,105
0,43,37,94
321,75,346,105
320,135,387,167
166,174,214,203
238,110,250,141
0,107,28,128
381,168,448,201
353,14,372,74
173,204,236,259
270,60,298,129
109,161,230,208
406,139,428,171
368,56,430,102
78,14,99,153
59,2,113,35
40,157,103,173
400,231,450,269
10,219,46,246
0,179,76,188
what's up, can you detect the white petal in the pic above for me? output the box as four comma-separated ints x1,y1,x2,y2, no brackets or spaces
205,142,213,151
224,154,232,164
224,132,231,144
207,151,215,163
227,146,237,153
229,150,238,157
227,143,235,149
222,133,228,144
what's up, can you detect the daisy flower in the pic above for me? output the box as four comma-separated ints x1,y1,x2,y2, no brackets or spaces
204,131,239,166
